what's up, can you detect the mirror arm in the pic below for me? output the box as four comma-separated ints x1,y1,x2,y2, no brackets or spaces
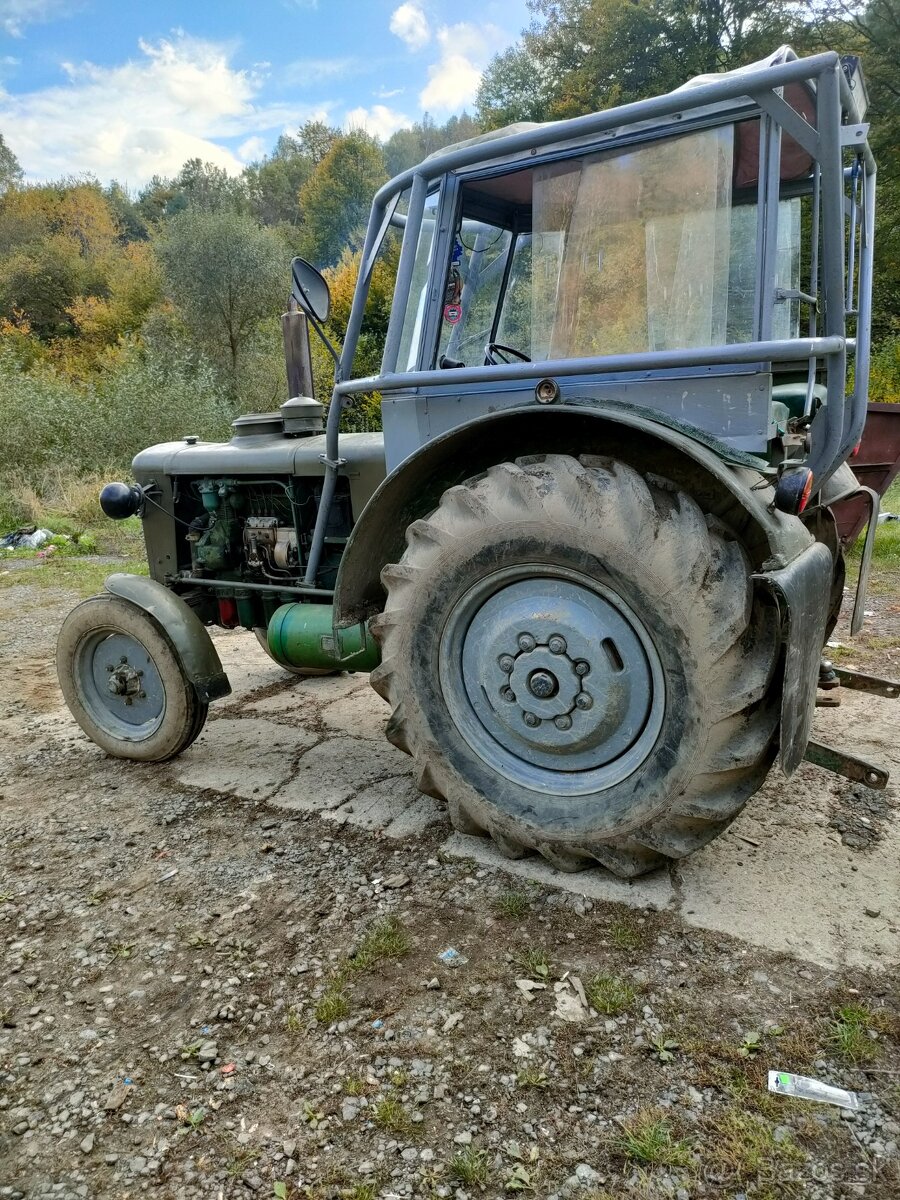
304,307,343,382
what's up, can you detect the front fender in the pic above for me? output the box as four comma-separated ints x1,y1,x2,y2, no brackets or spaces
104,573,231,703
333,403,813,629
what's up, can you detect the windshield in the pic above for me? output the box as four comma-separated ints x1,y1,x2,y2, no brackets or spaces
399,122,804,371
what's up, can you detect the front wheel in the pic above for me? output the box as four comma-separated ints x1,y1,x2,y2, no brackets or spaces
371,454,780,877
57,594,207,762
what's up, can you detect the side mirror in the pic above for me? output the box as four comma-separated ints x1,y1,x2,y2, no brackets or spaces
291,257,330,323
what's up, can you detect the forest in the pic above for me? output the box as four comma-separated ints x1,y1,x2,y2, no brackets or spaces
0,0,898,533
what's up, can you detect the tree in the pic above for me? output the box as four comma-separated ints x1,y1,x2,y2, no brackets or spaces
477,0,808,126
157,209,287,397
383,112,481,175
297,131,387,266
0,133,22,192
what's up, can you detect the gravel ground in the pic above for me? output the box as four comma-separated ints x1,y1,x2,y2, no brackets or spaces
1,568,898,1200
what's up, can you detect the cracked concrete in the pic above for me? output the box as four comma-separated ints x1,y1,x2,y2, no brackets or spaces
174,629,900,971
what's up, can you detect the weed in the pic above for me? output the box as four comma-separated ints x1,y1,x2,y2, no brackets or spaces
285,1007,304,1033
176,1105,206,1131
449,1145,491,1186
314,987,350,1025
180,1041,202,1060
649,1036,680,1063
0,556,149,597
390,1068,408,1086
344,1076,367,1096
608,918,643,951
272,1183,288,1200
516,1066,549,1088
495,890,531,919
828,1003,881,1063
345,1186,377,1200
739,1031,763,1058
504,1164,536,1191
300,1101,325,1128
614,1110,692,1167
347,916,410,972
515,948,550,979
586,973,635,1016
108,941,134,960
372,1094,412,1135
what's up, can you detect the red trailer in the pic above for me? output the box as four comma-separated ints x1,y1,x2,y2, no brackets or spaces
832,402,900,544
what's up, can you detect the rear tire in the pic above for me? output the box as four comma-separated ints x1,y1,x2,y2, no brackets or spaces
370,454,780,877
57,594,207,762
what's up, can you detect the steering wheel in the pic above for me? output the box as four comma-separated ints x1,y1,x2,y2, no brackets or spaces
485,342,531,365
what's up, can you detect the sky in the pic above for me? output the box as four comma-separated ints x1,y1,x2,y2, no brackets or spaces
0,0,530,188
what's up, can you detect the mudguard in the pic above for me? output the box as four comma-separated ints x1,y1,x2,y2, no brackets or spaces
332,403,814,630
755,541,833,773
103,573,231,703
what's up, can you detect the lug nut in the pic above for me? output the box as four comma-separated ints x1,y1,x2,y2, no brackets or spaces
120,655,128,664
522,711,540,727
106,664,114,672
517,633,536,652
548,634,567,655
554,714,572,730
498,654,515,673
575,693,593,710
139,691,146,700
501,687,516,703
574,660,590,676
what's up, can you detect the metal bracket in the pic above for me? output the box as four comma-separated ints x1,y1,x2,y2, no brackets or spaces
833,666,900,699
318,454,348,470
804,738,888,789
850,485,880,636
840,123,870,147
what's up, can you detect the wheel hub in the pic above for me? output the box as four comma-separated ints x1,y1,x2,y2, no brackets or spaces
440,567,665,795
76,631,166,735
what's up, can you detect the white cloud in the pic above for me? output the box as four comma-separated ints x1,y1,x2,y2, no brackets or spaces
345,104,412,141
283,56,359,86
0,0,71,37
389,3,430,52
375,85,404,99
238,135,267,162
419,22,503,113
0,34,332,186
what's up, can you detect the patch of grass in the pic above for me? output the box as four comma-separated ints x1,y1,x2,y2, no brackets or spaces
372,1094,413,1135
613,1110,692,1168
285,1007,303,1033
347,915,410,972
346,1186,377,1200
449,1145,492,1186
495,890,531,919
344,1076,367,1096
702,1107,805,1185
0,555,149,597
827,1003,882,1063
314,986,350,1025
586,973,635,1016
514,948,551,979
608,918,643,951
225,1147,258,1178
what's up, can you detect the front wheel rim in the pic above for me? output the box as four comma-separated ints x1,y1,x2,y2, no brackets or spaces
74,628,167,743
439,564,665,796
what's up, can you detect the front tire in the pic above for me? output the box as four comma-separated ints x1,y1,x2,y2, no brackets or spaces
57,594,207,762
370,454,780,877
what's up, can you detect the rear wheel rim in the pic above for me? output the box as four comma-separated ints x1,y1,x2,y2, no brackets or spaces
439,564,665,796
74,629,166,742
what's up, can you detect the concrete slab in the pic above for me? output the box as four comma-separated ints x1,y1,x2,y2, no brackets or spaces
442,833,677,911
211,629,289,701
321,686,390,740
327,776,446,836
246,673,370,716
171,718,316,799
267,736,411,813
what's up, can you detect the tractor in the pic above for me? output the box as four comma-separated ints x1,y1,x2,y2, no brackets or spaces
57,47,896,877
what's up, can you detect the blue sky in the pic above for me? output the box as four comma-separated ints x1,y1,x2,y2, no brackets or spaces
0,0,530,187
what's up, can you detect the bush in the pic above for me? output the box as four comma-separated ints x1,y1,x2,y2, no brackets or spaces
868,336,900,403
0,339,231,482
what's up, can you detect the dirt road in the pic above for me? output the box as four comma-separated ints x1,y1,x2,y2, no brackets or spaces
1,572,898,1199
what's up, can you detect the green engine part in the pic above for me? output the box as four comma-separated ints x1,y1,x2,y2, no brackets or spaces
267,603,380,672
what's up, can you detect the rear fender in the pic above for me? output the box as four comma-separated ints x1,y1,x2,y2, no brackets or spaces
334,403,813,628
104,573,231,703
